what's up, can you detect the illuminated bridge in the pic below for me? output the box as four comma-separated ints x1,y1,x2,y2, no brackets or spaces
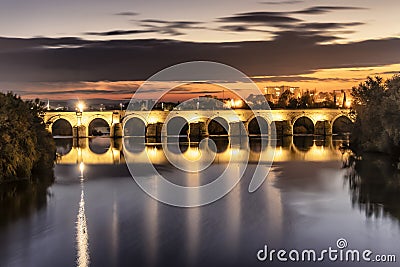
55,136,348,165
43,109,354,138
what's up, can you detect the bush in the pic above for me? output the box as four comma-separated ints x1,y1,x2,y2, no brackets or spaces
351,75,400,157
0,93,55,183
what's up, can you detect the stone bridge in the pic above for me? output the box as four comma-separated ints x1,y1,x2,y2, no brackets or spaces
55,136,346,165
42,109,354,138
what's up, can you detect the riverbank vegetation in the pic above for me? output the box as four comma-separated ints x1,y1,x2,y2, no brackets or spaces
0,92,55,184
350,75,400,157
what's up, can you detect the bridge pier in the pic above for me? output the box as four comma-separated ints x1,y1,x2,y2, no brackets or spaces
111,123,123,138
189,122,206,140
73,125,87,138
73,136,87,148
147,122,163,142
275,120,292,136
315,121,332,136
229,122,246,136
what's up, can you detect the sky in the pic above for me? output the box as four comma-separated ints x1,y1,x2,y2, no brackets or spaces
0,0,399,101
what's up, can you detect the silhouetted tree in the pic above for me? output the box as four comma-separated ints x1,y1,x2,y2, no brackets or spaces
277,90,295,108
298,90,314,108
351,75,400,156
0,93,55,183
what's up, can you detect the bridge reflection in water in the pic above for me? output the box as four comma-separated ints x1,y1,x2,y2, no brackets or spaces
55,136,351,166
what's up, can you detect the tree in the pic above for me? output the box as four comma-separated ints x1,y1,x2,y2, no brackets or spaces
277,90,295,108
0,93,55,183
298,90,314,108
351,75,400,156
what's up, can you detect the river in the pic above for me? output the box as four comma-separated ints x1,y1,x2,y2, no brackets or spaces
0,136,399,267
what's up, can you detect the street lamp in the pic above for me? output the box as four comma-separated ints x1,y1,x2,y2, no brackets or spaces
77,102,85,113
76,101,85,127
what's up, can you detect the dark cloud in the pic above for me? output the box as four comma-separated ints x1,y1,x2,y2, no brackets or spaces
218,6,364,25
0,33,400,84
349,68,375,72
252,75,360,83
23,89,132,95
375,71,400,75
0,37,87,52
218,25,271,33
271,30,341,42
218,11,301,25
85,29,153,36
294,6,366,15
291,22,364,31
217,6,364,37
138,20,205,36
114,12,139,16
260,1,303,5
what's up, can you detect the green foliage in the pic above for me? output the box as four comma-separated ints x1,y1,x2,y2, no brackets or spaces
0,93,55,183
277,89,295,108
351,75,400,156
275,89,333,109
298,90,314,108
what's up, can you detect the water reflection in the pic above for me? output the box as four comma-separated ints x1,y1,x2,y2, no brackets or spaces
1,135,400,267
55,136,350,166
343,153,400,221
76,163,90,267
0,182,51,226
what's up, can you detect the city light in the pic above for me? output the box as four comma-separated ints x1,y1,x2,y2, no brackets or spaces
77,102,85,113
225,98,244,109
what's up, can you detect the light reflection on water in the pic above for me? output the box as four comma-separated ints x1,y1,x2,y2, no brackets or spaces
76,163,90,267
1,136,399,267
54,136,349,166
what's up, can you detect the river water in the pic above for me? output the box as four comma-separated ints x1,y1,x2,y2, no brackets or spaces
0,136,399,267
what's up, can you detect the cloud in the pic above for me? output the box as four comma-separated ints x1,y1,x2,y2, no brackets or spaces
251,75,360,83
85,29,153,36
138,20,205,36
218,25,271,33
0,34,400,85
294,6,366,15
260,1,303,5
218,6,365,25
216,6,365,40
218,11,301,26
114,12,139,16
375,70,400,75
6,81,143,100
290,22,364,31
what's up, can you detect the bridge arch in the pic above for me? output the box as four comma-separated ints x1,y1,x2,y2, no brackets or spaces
293,116,315,135
123,137,146,153
332,115,354,134
46,114,77,135
165,116,189,136
124,116,147,137
54,138,73,156
207,116,230,136
88,137,111,154
246,115,270,135
292,136,314,152
51,118,73,136
88,118,110,136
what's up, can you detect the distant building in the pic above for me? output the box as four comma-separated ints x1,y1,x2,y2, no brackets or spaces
264,85,301,104
332,89,352,108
